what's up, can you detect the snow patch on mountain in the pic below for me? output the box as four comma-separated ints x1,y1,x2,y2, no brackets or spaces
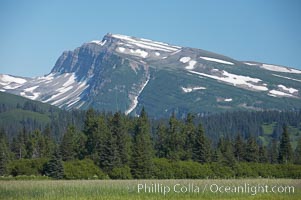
66,97,81,108
0,74,28,90
169,49,182,56
200,56,234,65
111,34,181,52
268,90,294,97
24,86,39,92
179,57,197,70
3,85,21,90
130,49,148,58
181,86,206,93
0,74,27,85
140,38,181,49
90,40,107,46
125,76,150,115
19,86,40,100
12,73,89,109
261,64,301,74
116,47,148,58
56,85,74,94
20,91,40,100
63,73,76,87
50,80,88,108
185,60,197,70
118,47,125,52
75,101,85,109
37,73,55,81
272,74,301,83
278,85,298,94
189,70,268,91
180,57,191,63
244,62,259,66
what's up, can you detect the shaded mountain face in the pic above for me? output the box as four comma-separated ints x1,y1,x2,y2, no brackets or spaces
1,33,301,117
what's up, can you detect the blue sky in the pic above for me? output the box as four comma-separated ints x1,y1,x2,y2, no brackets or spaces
0,0,301,77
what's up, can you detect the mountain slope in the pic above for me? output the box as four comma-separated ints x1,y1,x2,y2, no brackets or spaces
1,33,301,117
0,91,85,139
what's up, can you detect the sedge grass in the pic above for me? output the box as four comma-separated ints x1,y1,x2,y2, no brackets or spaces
0,179,300,200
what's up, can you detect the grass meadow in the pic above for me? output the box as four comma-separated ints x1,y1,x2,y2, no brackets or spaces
0,179,300,200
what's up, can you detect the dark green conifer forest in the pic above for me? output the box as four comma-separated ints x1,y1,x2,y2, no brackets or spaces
1,105,301,179
1,92,301,179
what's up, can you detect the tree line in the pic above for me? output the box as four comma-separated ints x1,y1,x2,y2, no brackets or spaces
0,108,301,179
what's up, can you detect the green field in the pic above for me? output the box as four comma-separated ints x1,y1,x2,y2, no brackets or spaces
0,179,300,200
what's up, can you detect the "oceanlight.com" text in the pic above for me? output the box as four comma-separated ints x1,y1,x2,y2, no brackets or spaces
137,183,295,196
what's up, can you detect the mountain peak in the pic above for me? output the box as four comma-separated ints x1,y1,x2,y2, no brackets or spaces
102,33,182,53
1,33,301,117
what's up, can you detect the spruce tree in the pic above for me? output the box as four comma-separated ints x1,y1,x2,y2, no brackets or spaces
234,133,245,162
0,148,6,176
155,123,168,158
222,144,236,167
99,116,120,172
278,126,293,164
167,113,185,160
211,149,223,163
0,130,10,176
245,136,258,162
29,130,46,159
74,131,87,160
43,125,55,158
183,113,196,160
294,138,301,164
131,108,154,179
193,123,211,163
258,145,268,163
44,147,64,179
100,130,119,172
11,131,27,159
60,126,77,161
0,140,9,176
269,139,278,164
61,125,86,160
85,115,109,163
217,137,235,166
217,137,227,154
83,108,98,155
21,127,31,158
110,112,131,166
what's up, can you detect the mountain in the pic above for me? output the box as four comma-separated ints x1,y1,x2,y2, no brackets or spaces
1,33,301,117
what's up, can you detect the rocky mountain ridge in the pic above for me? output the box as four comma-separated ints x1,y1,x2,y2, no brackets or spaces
1,33,301,117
